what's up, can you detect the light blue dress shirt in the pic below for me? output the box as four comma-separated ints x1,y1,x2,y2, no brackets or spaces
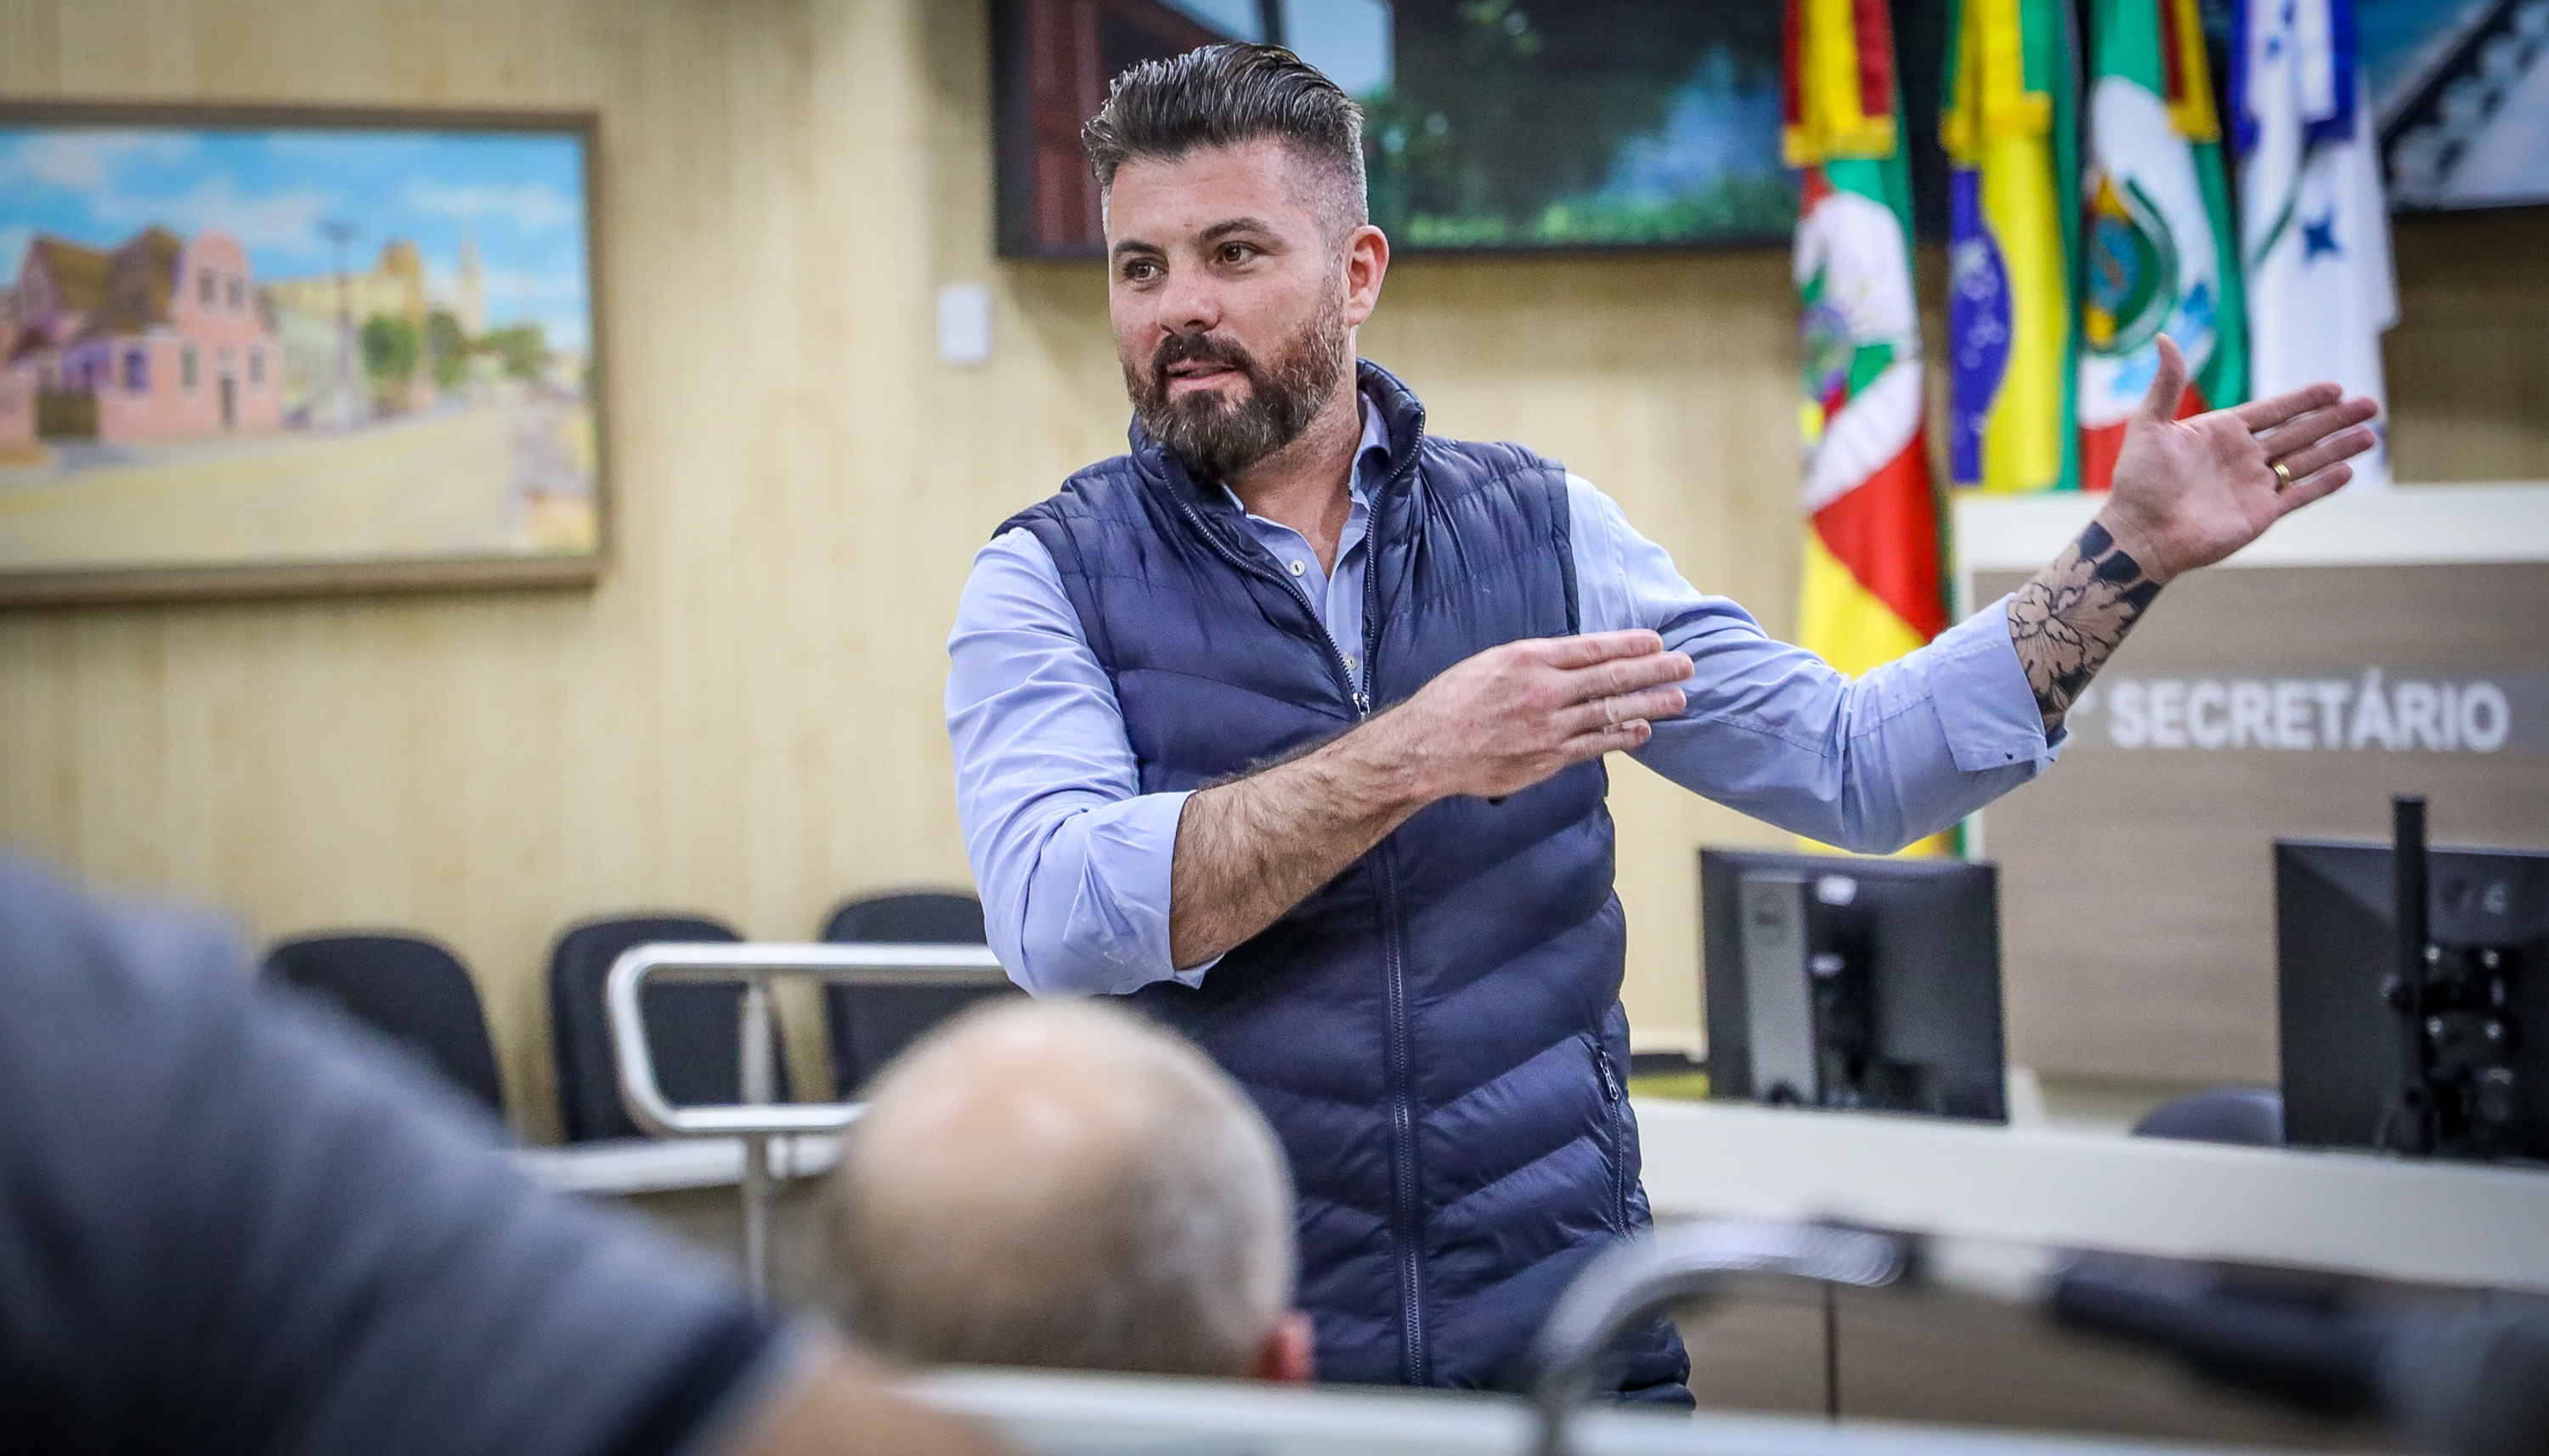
948,394,2061,996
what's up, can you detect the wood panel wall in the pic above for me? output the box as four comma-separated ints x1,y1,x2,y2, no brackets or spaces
3,0,2542,1132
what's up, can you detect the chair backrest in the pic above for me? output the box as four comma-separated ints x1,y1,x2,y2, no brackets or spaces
2132,1085,2286,1147
263,932,506,1115
546,912,791,1143
820,889,1015,1096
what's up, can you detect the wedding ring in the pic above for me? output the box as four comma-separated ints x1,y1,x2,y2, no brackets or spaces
2270,459,2295,492
1602,697,1621,728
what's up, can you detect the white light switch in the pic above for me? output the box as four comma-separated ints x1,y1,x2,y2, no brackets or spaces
937,283,993,368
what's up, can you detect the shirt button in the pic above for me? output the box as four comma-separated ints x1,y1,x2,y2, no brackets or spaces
1288,560,1306,577
1344,656,1359,672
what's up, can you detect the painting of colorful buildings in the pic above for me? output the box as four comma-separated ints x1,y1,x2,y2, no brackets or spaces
4,228,285,446
0,115,599,597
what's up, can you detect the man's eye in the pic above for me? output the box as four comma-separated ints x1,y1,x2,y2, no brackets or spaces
1122,260,1161,282
1218,243,1257,263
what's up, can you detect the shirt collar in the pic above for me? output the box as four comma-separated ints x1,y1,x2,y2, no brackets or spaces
1221,386,1388,516
1349,386,1389,502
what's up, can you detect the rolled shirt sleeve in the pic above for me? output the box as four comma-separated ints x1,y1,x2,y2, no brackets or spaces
947,528,1210,996
1568,473,2059,854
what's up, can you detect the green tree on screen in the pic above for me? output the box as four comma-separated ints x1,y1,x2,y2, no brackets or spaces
1361,0,1792,245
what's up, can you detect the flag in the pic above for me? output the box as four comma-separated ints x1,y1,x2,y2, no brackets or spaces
2077,0,2247,489
1942,0,2083,494
1785,0,1953,855
2234,0,2396,491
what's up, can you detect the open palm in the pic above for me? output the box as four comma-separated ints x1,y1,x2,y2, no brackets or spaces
2101,335,2382,583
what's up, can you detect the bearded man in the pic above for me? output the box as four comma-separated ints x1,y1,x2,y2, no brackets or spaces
946,45,2377,1402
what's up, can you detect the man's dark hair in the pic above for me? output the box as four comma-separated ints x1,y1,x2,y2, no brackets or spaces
1082,43,1367,229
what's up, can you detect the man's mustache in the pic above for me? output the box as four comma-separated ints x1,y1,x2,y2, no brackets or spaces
1152,332,1258,393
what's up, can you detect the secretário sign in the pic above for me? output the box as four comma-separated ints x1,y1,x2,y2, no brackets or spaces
2070,670,2533,754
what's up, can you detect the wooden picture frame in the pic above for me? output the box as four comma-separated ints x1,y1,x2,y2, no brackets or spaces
0,100,609,605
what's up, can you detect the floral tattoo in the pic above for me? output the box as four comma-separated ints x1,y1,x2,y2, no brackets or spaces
2007,520,2162,736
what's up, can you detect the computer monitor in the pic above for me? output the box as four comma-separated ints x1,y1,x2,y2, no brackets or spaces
1698,849,2006,1123
2275,798,2549,1165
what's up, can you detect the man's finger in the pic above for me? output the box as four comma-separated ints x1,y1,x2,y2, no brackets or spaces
1557,719,1651,765
1554,651,1693,705
2134,333,2190,426
2232,380,2345,432
2252,396,2379,460
1557,686,1687,737
1532,629,1666,669
2275,460,2354,514
2269,426,2380,483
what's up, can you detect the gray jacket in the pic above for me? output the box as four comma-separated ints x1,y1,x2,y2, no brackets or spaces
0,855,785,1456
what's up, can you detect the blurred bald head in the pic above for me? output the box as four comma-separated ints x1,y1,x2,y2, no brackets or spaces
828,999,1305,1380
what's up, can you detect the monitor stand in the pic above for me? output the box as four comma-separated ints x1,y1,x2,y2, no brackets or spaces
2381,795,2523,1159
1738,872,1820,1106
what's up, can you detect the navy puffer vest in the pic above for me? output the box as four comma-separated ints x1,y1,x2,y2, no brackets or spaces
1001,362,1687,1399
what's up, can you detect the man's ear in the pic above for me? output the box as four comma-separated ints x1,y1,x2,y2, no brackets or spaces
1342,223,1389,328
1249,1311,1316,1383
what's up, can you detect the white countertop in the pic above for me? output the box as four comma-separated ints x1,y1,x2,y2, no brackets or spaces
1634,1097,2549,1293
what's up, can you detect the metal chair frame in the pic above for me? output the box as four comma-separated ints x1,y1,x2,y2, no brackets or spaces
603,940,1009,1305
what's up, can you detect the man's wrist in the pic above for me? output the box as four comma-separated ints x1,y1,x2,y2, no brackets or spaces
1320,709,1441,821
2089,506,2177,585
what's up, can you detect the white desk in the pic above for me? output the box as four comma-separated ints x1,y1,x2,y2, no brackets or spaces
918,1365,2285,1456
1635,1098,2549,1293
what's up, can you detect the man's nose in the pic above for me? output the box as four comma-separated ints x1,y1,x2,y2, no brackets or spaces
1154,267,1222,337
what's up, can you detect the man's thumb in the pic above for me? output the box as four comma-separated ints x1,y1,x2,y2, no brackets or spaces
2137,333,2189,426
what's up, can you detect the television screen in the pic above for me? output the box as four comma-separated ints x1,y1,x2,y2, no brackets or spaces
2365,0,2549,212
992,0,1803,257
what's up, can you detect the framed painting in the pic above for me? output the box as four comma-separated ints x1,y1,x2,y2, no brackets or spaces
0,102,607,604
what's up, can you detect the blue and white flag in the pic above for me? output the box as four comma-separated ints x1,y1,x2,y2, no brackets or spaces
2233,0,2397,490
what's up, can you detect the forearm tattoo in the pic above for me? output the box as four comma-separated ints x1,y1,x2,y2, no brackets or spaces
2006,520,2162,737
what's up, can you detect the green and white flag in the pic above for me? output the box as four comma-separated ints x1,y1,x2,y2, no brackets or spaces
2077,0,2247,490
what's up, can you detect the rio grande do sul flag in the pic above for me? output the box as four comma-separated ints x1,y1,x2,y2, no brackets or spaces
1784,0,1953,855
1943,0,2082,494
2234,0,2396,491
1785,0,1947,679
2077,0,2248,490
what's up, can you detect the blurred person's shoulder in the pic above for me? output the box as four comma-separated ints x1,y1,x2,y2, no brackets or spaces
0,851,797,1456
0,851,255,1069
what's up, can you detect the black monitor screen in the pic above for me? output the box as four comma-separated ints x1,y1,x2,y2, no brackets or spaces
995,0,1898,257
1699,849,2005,1123
2275,838,2549,1164
2365,0,2549,213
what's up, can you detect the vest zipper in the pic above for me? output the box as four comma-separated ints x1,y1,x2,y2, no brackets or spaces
1374,841,1427,1385
1593,1040,1630,1233
1351,477,1427,1386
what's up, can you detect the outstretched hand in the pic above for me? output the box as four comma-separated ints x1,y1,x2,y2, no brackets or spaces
2098,334,2381,583
2003,338,2379,736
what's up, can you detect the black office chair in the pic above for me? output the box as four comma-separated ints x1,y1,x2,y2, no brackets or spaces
2132,1085,2285,1147
2050,1085,2388,1411
818,889,1015,1096
547,912,791,1143
263,932,506,1115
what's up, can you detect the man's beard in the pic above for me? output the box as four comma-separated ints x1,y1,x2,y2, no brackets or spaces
1124,298,1350,484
